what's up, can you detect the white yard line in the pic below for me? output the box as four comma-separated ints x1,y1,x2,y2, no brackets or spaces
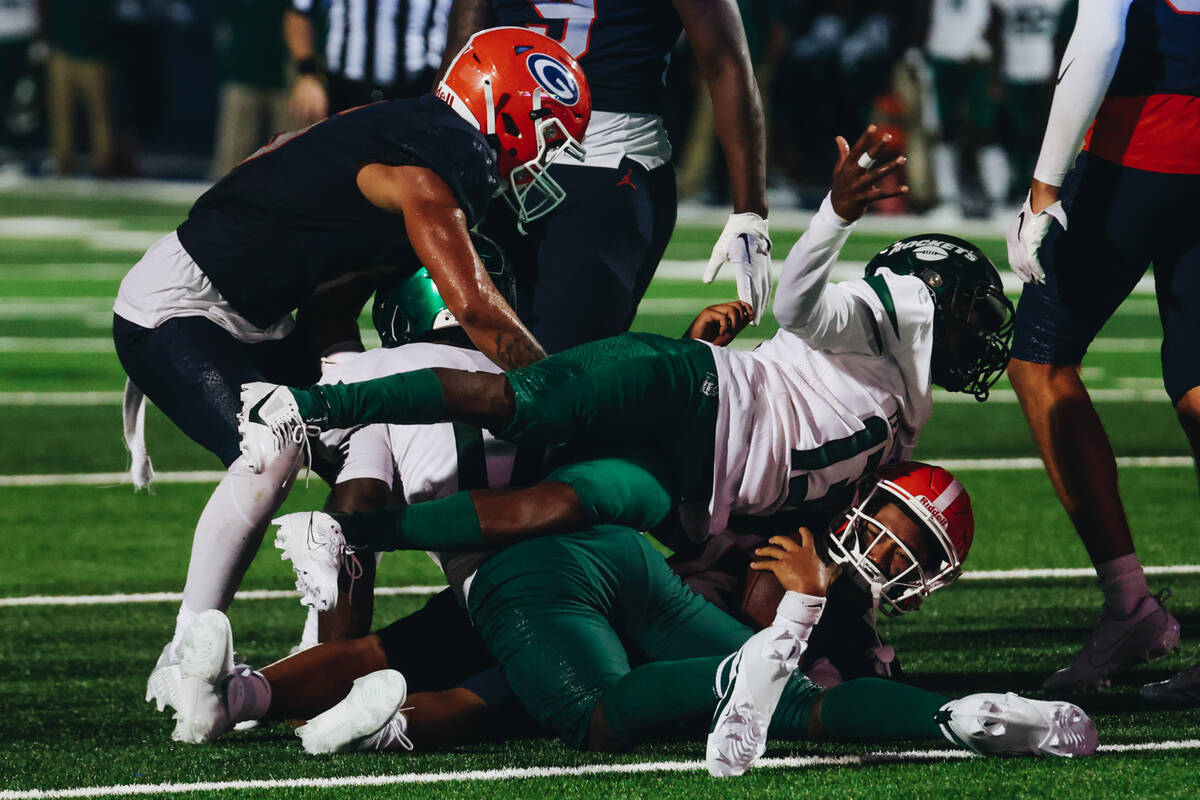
4,565,1200,608
0,586,446,608
0,391,124,406
0,740,1196,799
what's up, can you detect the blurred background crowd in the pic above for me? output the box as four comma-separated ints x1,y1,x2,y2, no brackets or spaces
0,0,1075,217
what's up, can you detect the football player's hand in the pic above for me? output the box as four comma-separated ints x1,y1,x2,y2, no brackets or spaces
1006,184,1067,285
830,125,908,222
750,528,842,598
684,300,754,346
290,75,329,124
703,212,772,325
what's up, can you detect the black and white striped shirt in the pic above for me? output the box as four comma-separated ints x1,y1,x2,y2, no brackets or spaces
293,0,452,87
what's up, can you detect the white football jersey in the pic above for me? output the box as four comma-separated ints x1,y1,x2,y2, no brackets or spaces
319,343,533,603
694,195,935,539
926,0,992,61
994,0,1068,82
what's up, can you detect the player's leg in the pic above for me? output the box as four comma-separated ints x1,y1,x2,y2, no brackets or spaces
523,159,675,353
1008,154,1181,691
272,331,718,449
114,314,310,708
466,532,642,749
1141,189,1200,707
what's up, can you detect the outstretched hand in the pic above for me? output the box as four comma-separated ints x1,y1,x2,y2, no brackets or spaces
684,300,755,346
750,527,842,597
830,125,908,222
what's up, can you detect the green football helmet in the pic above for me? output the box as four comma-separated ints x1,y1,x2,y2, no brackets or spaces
865,234,1014,401
372,232,517,348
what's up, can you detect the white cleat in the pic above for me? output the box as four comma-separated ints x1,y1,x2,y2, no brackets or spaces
706,625,806,777
146,642,181,712
938,692,1098,757
238,381,308,473
1043,591,1180,693
272,511,356,612
172,610,235,744
297,670,411,754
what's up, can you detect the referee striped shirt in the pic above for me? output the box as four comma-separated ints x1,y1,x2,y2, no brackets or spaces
292,0,452,87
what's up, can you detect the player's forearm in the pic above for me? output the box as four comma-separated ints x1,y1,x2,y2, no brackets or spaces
706,63,768,217
1031,0,1131,188
458,310,546,370
773,193,854,333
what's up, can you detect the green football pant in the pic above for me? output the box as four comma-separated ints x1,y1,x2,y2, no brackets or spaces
467,527,803,748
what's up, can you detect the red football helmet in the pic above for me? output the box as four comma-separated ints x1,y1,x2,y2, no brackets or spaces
826,462,974,616
436,27,591,230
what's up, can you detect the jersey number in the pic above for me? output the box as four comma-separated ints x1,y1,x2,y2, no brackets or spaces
785,417,890,506
526,0,597,58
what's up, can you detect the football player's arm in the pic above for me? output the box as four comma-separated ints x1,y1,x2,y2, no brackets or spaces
1028,0,1131,208
773,130,905,352
284,5,329,123
435,0,496,84
1006,0,1130,284
357,163,547,369
679,0,773,322
677,0,767,218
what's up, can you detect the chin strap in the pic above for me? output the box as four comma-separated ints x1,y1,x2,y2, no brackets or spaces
865,582,895,677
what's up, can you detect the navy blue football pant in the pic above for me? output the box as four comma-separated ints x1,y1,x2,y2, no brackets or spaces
1012,152,1200,403
481,157,677,354
113,314,320,466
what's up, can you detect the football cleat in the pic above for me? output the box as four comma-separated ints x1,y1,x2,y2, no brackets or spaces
238,382,309,473
146,641,181,712
273,512,358,612
1140,657,1200,708
938,692,1097,757
1043,591,1180,693
171,609,235,744
706,625,806,777
297,670,411,754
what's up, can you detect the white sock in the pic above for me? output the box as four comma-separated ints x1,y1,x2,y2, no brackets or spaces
180,442,302,614
299,605,320,650
931,142,959,204
1097,553,1151,617
977,145,1010,205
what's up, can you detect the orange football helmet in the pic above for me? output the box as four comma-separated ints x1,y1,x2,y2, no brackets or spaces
827,462,974,616
437,27,591,230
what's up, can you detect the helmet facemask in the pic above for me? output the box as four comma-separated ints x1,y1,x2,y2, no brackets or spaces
929,275,1014,401
500,94,585,232
826,478,963,616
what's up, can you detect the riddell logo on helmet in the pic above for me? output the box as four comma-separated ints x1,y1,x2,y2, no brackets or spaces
915,494,951,531
527,53,580,106
881,239,978,261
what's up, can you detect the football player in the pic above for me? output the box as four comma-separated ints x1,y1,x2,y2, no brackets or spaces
169,494,1096,773
439,0,772,352
118,28,590,713
1004,0,1200,694
239,128,1014,580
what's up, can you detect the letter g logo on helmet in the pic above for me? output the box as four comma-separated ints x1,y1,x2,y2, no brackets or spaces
526,53,580,106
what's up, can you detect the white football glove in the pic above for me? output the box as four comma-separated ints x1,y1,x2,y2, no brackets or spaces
703,212,772,324
1006,191,1068,285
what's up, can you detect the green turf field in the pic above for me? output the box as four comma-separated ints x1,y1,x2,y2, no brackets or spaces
1,185,1197,799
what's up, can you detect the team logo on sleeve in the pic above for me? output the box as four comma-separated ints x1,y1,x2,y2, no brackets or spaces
526,53,581,106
